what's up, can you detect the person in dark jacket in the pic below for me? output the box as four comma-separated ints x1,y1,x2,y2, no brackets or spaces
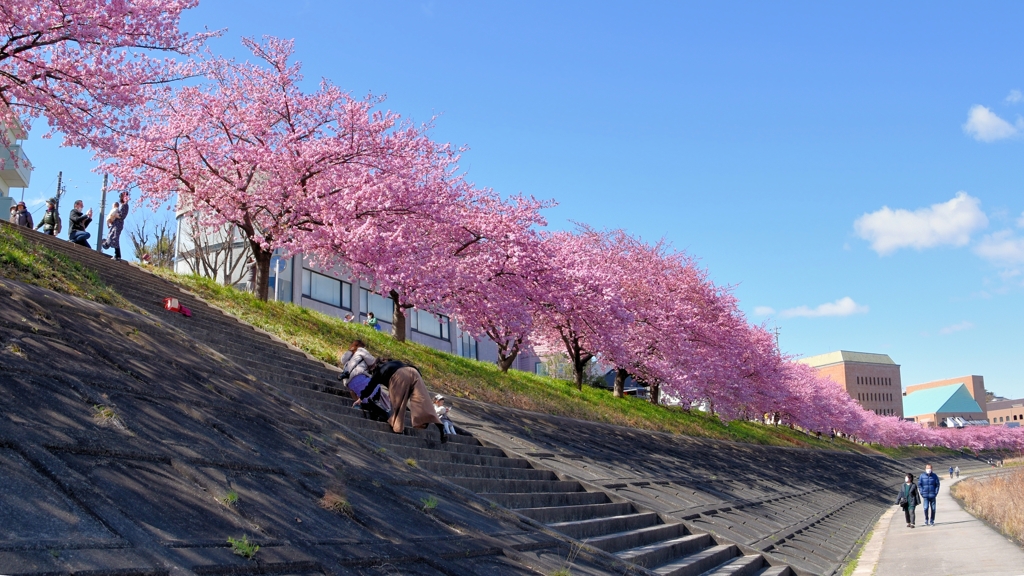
68,200,93,247
896,473,922,528
917,464,940,525
101,192,129,260
366,360,445,441
13,201,33,228
35,198,60,235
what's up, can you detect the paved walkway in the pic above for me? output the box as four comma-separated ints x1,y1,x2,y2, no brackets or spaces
864,470,1024,576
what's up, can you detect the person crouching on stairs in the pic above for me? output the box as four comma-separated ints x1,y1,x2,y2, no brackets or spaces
366,360,446,442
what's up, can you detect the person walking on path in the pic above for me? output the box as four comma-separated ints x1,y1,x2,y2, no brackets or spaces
954,466,960,478
67,201,93,248
918,463,940,526
367,359,445,440
101,192,129,260
896,473,922,528
949,465,954,479
35,198,61,236
12,201,33,228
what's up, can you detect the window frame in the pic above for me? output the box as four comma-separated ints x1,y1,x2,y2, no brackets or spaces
301,268,352,310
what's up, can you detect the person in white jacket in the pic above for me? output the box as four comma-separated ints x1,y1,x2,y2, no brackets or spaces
433,394,456,435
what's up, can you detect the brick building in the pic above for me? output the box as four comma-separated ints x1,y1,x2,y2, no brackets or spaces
799,350,903,417
986,397,1024,427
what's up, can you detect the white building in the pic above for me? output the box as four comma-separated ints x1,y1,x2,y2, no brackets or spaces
0,116,32,216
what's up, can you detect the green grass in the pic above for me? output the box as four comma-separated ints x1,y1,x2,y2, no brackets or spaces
0,225,128,307
870,444,961,460
226,534,259,559
147,269,895,451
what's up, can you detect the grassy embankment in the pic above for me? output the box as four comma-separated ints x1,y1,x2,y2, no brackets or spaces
952,467,1024,545
151,268,874,450
0,225,128,307
0,223,954,455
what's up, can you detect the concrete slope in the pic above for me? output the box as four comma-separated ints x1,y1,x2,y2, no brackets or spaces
0,277,614,576
2,223,985,575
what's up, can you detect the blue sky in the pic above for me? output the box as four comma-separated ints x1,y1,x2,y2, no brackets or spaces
16,1,1024,397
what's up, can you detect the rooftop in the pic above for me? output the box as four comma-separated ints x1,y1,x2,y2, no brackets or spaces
799,350,897,368
903,383,984,418
987,398,1024,411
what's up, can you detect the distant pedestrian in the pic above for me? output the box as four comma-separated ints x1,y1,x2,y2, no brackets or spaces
12,201,32,228
344,313,355,322
918,464,940,526
367,359,445,441
243,257,257,293
949,465,954,479
954,466,960,478
101,192,129,260
433,394,456,436
35,198,61,236
896,473,922,528
68,200,93,248
365,311,380,331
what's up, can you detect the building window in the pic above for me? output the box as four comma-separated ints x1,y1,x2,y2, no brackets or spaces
268,255,293,302
301,269,352,309
457,332,477,359
410,309,450,340
359,289,394,323
535,362,547,376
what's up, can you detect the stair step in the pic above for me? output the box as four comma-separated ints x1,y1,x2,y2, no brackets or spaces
381,444,529,468
549,512,661,540
516,502,635,524
653,544,738,576
588,522,690,553
482,491,609,509
703,554,763,576
418,461,555,481
616,533,710,569
755,566,791,576
446,477,584,494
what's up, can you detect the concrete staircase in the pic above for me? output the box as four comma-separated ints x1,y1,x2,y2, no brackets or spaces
6,223,838,575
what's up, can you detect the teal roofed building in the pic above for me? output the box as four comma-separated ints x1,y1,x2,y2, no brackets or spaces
902,381,987,428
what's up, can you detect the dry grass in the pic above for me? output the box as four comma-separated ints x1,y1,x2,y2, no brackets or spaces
320,490,353,516
952,468,1024,544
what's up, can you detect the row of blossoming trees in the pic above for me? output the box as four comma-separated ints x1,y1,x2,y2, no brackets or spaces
4,1,1022,452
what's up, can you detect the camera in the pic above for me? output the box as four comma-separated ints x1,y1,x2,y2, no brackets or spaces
337,370,350,381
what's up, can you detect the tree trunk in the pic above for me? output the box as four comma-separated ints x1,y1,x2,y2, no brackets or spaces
571,353,592,391
649,383,660,405
250,245,273,302
389,290,407,342
613,367,628,398
495,340,520,373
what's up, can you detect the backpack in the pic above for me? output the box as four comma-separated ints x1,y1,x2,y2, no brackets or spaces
54,213,62,234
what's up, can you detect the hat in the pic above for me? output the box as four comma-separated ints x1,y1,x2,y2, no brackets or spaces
47,197,56,205
434,394,445,401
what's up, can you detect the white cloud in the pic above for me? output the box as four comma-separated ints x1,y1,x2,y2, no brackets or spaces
939,321,974,335
963,105,1020,142
753,306,776,316
779,297,868,319
974,230,1024,266
1008,89,1023,104
1016,212,1024,228
854,192,988,255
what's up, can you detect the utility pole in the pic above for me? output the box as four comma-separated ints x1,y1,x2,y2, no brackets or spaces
96,174,108,252
53,171,64,223
773,325,781,351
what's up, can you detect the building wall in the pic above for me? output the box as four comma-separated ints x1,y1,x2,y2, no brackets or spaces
906,375,987,416
987,399,1024,426
808,360,903,417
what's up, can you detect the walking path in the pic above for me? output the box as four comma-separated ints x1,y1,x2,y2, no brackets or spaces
861,469,1024,576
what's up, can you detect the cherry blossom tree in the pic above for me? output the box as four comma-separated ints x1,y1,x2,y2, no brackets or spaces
103,37,449,300
0,0,213,150
531,229,632,390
